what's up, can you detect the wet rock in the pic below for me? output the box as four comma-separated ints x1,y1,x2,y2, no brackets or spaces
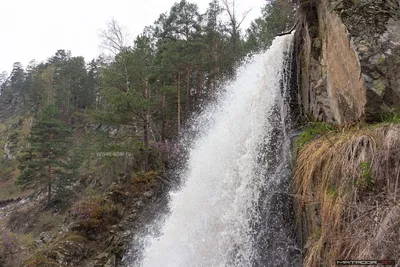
47,240,91,266
107,190,127,204
134,200,143,208
35,232,53,247
121,230,132,239
143,190,154,198
255,193,301,267
104,254,116,267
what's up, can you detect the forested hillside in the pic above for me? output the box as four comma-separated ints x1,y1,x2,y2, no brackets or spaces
0,1,295,266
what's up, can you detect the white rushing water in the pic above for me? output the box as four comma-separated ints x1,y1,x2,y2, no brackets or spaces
139,34,295,267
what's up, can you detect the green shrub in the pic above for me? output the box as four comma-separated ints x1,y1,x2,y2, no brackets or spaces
356,161,374,190
33,213,64,236
381,108,400,124
71,197,121,239
295,122,335,149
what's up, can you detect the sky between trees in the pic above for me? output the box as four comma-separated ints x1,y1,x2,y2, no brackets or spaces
0,0,265,73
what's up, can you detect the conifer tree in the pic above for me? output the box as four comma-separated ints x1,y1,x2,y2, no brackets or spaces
17,105,72,205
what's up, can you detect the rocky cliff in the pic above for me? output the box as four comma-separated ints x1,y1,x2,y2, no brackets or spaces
295,0,400,123
293,1,400,265
0,86,26,123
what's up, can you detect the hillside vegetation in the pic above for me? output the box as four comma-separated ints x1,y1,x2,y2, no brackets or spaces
0,1,295,266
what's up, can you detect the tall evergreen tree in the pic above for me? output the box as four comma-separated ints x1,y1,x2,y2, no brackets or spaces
17,105,72,205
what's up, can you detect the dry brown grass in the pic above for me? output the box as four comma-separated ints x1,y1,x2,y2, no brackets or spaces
294,124,400,266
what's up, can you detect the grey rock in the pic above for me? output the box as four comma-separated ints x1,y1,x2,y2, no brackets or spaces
134,200,143,208
297,0,400,123
143,191,154,198
104,254,116,267
3,142,15,160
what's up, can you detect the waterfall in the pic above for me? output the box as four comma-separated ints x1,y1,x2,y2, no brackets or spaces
137,33,300,267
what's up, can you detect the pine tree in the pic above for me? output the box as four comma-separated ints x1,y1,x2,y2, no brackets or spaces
245,0,295,52
17,105,72,205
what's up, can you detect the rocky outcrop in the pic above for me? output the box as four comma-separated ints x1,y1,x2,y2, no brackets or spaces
39,172,169,267
0,197,22,208
3,132,18,160
0,88,24,123
295,0,400,123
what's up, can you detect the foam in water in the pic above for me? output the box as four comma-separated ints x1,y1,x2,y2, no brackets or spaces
139,34,295,267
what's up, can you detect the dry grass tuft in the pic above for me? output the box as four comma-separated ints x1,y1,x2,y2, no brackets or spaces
294,124,400,266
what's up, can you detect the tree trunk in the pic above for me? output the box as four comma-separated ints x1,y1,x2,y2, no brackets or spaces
276,22,298,36
185,65,191,122
48,165,52,205
212,39,219,97
197,68,204,109
161,83,166,141
196,50,204,109
177,72,181,135
143,119,149,171
232,26,237,57
124,62,130,92
143,78,149,172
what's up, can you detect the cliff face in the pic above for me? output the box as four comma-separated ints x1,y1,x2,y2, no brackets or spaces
296,0,400,123
293,1,400,265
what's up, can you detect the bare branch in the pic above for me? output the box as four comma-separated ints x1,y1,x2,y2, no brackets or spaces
276,22,298,36
99,18,130,55
237,8,252,29
221,0,235,23
221,0,251,32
